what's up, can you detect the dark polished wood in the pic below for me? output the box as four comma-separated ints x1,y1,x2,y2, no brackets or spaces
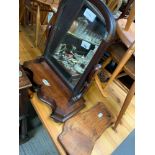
19,66,32,117
20,66,32,90
19,65,32,142
23,0,115,122
59,102,114,155
24,58,85,122
44,0,116,96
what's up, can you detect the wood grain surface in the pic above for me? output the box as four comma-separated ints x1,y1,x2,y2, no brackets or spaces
116,19,135,48
108,42,135,79
59,102,114,155
19,65,32,90
24,58,85,122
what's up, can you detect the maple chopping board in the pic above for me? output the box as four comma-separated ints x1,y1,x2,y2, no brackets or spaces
58,102,114,155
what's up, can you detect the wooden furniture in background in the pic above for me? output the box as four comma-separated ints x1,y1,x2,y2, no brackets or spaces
109,1,135,129
103,41,135,92
107,0,123,12
19,65,32,141
95,41,135,130
34,0,59,47
113,81,135,130
95,1,135,130
119,0,134,19
105,0,134,19
59,103,114,155
19,0,59,47
116,0,135,48
19,0,26,25
38,0,60,48
108,42,135,130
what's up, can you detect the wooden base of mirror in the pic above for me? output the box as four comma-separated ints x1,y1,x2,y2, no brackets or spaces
59,102,114,155
23,57,85,122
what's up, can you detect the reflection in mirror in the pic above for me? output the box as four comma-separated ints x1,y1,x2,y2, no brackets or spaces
49,4,108,88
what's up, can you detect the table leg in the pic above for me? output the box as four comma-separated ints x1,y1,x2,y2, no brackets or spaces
113,81,135,130
125,2,135,31
35,4,40,47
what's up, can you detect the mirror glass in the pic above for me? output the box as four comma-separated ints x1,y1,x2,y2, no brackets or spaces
48,3,108,88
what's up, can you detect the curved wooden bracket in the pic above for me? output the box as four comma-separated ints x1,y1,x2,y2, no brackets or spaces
23,58,85,122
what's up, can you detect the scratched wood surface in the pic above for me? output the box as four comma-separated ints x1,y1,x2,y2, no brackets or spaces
19,25,135,155
24,58,85,122
19,65,32,90
59,102,114,155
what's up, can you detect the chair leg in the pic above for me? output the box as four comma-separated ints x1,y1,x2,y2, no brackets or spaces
125,2,135,31
35,5,40,47
94,56,111,95
103,42,135,92
119,0,134,19
95,74,107,97
42,12,49,25
113,81,135,130
38,12,50,48
38,12,58,48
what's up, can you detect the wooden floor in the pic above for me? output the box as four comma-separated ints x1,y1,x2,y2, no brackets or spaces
19,25,135,155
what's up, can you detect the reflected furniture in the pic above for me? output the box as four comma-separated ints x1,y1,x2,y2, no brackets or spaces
19,0,59,47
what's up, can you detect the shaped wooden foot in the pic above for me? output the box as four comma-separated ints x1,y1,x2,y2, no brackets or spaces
59,102,114,155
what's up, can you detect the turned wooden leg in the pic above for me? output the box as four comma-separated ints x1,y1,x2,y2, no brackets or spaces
35,5,40,47
38,12,50,47
113,81,135,130
94,56,112,97
125,2,135,31
38,12,57,48
103,42,135,92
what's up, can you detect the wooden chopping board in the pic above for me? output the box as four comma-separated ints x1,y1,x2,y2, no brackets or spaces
58,102,114,155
